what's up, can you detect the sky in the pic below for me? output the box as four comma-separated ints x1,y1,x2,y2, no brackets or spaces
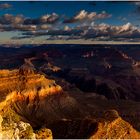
0,1,140,44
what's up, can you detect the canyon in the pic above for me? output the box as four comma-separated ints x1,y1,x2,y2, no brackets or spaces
0,44,140,138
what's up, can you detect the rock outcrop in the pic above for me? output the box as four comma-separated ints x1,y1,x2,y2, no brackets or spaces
35,128,53,139
0,114,35,139
91,114,140,139
98,118,140,139
0,65,82,128
0,109,53,139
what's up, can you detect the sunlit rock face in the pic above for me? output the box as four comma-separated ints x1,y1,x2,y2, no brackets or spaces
0,65,62,106
0,65,81,128
86,110,140,139
91,118,140,139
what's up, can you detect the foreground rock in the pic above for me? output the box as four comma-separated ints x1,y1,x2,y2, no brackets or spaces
0,113,53,139
0,115,35,139
80,110,140,139
91,117,140,139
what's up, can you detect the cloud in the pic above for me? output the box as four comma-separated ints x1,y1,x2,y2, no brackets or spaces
24,13,59,25
118,16,127,22
0,12,59,26
0,3,12,10
0,10,110,30
0,12,59,32
0,9,139,42
14,24,37,31
40,13,59,24
63,10,111,23
81,22,140,41
0,14,24,25
14,22,140,42
20,26,82,37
